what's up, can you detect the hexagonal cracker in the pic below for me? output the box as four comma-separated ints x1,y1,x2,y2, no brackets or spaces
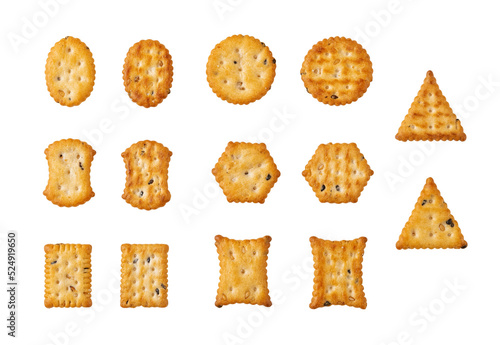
302,143,373,203
212,142,280,203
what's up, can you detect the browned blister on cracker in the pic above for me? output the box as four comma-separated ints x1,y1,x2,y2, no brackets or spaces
302,143,373,203
44,244,92,308
212,142,280,203
206,35,276,105
310,236,367,309
396,71,466,141
215,235,271,307
120,244,168,308
123,39,173,108
43,139,96,207
122,140,172,210
45,36,95,106
301,37,372,106
396,178,467,249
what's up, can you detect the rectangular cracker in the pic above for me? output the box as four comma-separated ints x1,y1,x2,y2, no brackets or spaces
120,244,169,308
122,140,172,210
44,244,92,308
43,139,95,207
215,235,271,307
310,236,367,309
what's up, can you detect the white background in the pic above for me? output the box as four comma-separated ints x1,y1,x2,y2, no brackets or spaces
1,0,499,344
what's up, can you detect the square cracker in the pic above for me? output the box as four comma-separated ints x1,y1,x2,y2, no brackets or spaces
396,177,467,249
43,139,96,207
310,236,367,309
215,235,271,307
44,244,92,308
120,244,169,308
122,140,172,210
212,142,280,203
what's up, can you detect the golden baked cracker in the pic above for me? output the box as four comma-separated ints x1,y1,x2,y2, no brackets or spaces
45,36,95,106
123,39,174,108
396,178,467,249
215,235,271,307
43,139,96,207
310,236,367,309
302,143,373,203
396,71,466,141
301,37,373,106
122,140,172,210
206,35,276,105
212,142,280,203
120,244,168,308
44,244,92,308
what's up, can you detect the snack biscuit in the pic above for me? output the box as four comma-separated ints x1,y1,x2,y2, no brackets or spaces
396,71,466,141
120,244,168,308
44,244,92,308
212,142,280,203
310,236,367,309
302,143,373,203
206,35,276,104
123,39,174,108
45,36,95,106
396,178,467,249
215,235,271,307
300,37,373,105
43,139,96,207
122,140,172,210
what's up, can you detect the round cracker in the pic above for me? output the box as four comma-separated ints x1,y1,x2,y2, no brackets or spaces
301,37,373,106
206,35,276,105
123,40,174,108
45,36,96,107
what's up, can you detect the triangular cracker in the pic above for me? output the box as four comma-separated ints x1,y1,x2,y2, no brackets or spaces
396,178,467,249
396,71,466,141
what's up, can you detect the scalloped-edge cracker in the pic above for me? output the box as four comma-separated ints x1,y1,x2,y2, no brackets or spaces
215,235,271,307
43,139,96,207
396,177,467,249
120,244,169,308
206,35,276,105
44,244,92,308
396,71,466,141
310,236,367,309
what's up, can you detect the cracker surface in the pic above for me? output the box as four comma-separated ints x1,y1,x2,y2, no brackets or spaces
310,236,367,309
123,39,173,108
396,177,467,249
44,244,92,308
45,36,95,106
301,37,372,105
122,140,172,210
43,139,95,207
396,71,466,141
206,35,276,104
215,235,271,307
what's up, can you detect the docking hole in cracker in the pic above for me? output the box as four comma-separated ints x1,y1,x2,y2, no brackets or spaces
215,235,272,307
396,71,466,141
123,39,174,108
302,143,373,203
44,244,92,308
396,177,467,249
43,139,96,207
121,244,168,308
301,37,372,106
212,142,280,203
45,36,95,106
122,140,172,210
310,236,367,309
206,35,276,104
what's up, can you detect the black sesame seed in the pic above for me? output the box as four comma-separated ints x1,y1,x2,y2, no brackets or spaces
422,200,427,206
133,259,138,264
263,59,267,65
446,218,455,227
244,171,248,175
261,42,266,47
233,61,237,64
331,94,338,99
321,184,326,192
306,87,310,93
347,269,351,274
461,244,467,249
148,179,154,185
139,191,144,197
272,58,276,64
216,305,222,308
335,185,340,192
155,288,160,295
151,91,154,95
51,260,57,265
79,162,84,170
147,257,151,263
161,284,166,289
59,154,63,158
266,174,271,181
324,301,331,306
